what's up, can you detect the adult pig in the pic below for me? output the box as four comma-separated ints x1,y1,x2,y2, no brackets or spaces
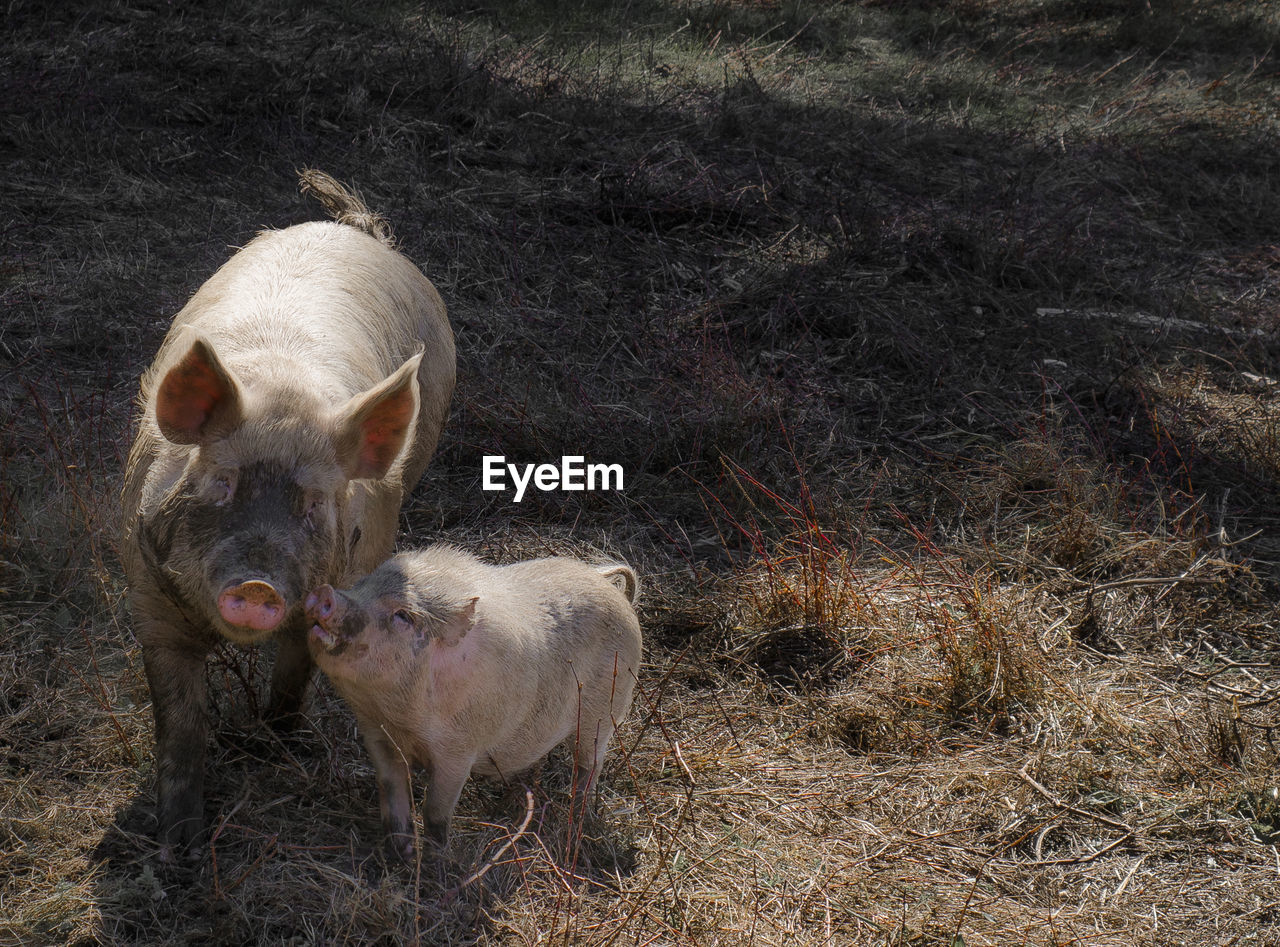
120,171,455,854
304,546,642,862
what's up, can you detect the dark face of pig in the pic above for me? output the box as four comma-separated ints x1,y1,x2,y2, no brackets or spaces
143,456,343,645
139,334,423,646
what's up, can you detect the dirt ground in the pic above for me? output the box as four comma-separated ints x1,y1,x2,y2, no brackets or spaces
4,1,1280,944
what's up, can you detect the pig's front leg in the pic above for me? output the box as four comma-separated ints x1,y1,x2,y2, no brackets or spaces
423,751,474,847
142,640,210,855
362,727,417,863
265,625,314,732
572,715,615,805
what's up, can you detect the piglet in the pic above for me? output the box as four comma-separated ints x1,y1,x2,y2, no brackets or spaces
305,546,642,861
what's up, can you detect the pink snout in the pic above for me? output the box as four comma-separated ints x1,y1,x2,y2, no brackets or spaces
305,584,345,627
305,585,348,653
217,580,286,632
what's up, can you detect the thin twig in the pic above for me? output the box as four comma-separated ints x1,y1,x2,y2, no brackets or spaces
1108,854,1147,901
1085,573,1219,599
1028,832,1135,867
1017,765,1132,834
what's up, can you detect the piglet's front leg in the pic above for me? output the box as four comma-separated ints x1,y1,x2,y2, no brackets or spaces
362,727,417,864
423,751,475,847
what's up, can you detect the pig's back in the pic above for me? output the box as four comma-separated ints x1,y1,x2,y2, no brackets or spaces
466,558,640,775
167,222,444,392
494,558,642,662
153,221,455,483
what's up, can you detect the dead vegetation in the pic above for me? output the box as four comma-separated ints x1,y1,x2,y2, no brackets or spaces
4,0,1280,943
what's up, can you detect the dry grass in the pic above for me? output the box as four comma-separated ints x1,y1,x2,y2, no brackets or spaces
5,0,1280,943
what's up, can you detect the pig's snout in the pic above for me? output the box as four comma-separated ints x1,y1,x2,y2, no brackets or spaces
217,580,287,632
305,584,344,624
305,585,346,653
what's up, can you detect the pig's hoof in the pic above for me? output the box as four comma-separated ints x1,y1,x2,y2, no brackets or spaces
426,819,450,848
158,811,207,857
157,841,205,871
385,833,418,866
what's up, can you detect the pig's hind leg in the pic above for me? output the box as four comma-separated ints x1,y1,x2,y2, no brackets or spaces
570,661,637,825
571,653,637,805
570,708,617,809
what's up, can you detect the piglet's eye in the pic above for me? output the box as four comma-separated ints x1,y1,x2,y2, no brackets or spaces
211,473,236,505
391,610,415,632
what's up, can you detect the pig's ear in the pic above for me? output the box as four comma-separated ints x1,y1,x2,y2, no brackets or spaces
434,597,477,648
154,336,245,445
333,353,422,480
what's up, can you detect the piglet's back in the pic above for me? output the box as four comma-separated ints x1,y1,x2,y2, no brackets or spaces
496,558,641,651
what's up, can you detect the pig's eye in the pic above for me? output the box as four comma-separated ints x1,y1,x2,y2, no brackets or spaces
301,490,327,528
390,610,415,633
210,472,237,506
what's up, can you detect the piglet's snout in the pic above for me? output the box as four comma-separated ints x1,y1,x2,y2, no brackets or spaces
305,585,348,652
218,580,286,632
305,584,343,625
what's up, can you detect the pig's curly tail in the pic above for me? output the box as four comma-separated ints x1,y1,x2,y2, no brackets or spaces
298,168,395,246
597,564,639,604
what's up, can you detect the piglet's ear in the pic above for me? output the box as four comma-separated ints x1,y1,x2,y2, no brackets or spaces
333,353,422,480
434,597,477,648
154,335,245,446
